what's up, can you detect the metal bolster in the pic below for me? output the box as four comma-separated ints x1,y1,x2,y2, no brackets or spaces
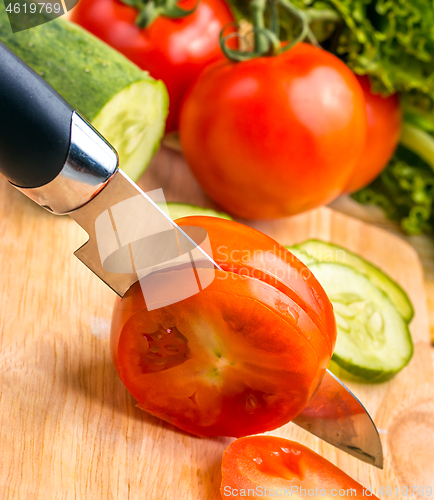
14,111,118,215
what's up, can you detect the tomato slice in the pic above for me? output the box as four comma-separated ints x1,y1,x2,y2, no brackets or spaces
177,217,336,351
221,436,379,498
111,217,336,437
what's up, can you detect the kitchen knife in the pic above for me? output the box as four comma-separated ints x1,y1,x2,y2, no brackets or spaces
0,41,383,467
0,41,219,308
293,369,383,468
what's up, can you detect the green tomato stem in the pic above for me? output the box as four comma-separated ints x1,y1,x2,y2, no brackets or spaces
135,1,161,28
121,0,198,29
220,0,317,62
269,0,280,37
251,0,268,53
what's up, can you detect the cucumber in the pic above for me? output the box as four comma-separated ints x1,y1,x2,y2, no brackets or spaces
159,203,232,220
297,240,414,322
285,245,318,266
309,262,413,382
0,10,168,181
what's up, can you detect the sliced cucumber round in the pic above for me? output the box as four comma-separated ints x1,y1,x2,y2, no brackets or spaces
309,262,414,382
161,203,232,220
285,246,318,266
298,240,414,323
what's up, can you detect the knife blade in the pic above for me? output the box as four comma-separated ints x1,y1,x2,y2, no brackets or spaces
293,369,383,468
0,41,383,466
70,165,220,308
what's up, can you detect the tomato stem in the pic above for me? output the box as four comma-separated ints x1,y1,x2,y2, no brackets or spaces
219,0,319,62
251,0,269,54
121,0,198,29
278,0,313,49
269,0,279,37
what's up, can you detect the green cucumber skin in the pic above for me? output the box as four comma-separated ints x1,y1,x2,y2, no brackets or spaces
331,351,413,384
0,10,148,121
298,239,414,323
327,359,400,384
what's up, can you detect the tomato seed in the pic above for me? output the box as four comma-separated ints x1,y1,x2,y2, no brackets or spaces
145,351,161,358
164,345,180,354
244,395,259,412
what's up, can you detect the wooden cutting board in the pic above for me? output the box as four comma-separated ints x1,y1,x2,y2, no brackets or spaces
1,146,433,499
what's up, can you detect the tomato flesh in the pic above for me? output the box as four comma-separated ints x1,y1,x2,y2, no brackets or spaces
221,436,380,498
111,217,336,437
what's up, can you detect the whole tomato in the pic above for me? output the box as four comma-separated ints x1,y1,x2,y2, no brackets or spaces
70,0,235,132
221,436,380,498
344,75,402,193
179,43,367,219
111,216,336,437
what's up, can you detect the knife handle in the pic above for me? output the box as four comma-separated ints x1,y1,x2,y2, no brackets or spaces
0,42,118,214
0,42,73,188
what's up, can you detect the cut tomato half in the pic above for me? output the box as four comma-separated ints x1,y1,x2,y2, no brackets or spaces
111,217,336,437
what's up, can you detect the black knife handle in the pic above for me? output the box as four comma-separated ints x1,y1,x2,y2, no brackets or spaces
0,41,73,188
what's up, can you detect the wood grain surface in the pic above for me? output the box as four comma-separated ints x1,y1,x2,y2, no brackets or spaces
1,146,433,499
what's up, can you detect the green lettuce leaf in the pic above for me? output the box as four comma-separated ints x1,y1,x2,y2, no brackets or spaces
328,0,434,98
354,122,434,235
353,145,434,235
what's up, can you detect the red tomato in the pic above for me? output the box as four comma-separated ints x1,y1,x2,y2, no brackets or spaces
70,0,234,132
179,43,367,219
344,75,402,193
111,217,336,437
221,436,380,498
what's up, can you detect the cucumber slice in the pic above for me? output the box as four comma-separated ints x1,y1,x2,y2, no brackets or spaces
0,13,168,182
159,203,232,220
92,80,167,182
298,239,414,322
285,246,318,266
310,262,413,382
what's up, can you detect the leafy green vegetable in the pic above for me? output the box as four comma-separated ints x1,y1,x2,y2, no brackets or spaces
327,0,434,99
354,116,434,237
353,142,434,236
